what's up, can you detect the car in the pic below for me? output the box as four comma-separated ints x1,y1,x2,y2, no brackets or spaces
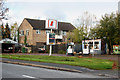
38,46,45,53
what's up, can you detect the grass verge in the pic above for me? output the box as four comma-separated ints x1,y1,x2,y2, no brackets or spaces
1,54,115,70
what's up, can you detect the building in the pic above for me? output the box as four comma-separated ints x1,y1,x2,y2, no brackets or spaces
82,39,106,54
0,38,18,53
19,18,75,52
118,1,120,13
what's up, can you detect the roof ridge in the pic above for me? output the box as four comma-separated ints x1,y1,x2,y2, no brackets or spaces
22,18,75,30
25,18,72,24
25,18,45,21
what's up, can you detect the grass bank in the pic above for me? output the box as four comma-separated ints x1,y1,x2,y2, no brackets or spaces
1,54,114,70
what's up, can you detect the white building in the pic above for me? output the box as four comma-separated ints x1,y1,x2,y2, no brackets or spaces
82,39,106,54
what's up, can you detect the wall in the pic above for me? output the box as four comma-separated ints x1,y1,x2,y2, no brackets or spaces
19,19,33,45
32,30,47,46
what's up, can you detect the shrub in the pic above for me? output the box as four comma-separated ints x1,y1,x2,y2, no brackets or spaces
58,50,66,54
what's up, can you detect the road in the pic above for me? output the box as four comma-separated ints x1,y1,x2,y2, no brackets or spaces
1,62,109,79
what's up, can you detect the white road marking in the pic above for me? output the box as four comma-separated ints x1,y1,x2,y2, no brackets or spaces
22,75,35,78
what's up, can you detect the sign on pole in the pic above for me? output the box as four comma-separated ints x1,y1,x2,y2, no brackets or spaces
46,19,58,56
47,33,55,45
46,19,58,29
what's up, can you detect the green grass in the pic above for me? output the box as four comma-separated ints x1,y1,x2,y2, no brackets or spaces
1,54,114,70
0,54,2,57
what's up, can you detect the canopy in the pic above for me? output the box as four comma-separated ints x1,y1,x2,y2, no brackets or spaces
0,38,18,44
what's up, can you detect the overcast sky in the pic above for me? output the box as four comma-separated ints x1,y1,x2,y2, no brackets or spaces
4,0,119,26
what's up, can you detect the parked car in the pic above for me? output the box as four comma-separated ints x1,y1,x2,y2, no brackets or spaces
38,46,45,53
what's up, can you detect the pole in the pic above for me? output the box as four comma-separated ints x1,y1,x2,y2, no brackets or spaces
49,29,52,56
92,38,94,57
49,45,52,56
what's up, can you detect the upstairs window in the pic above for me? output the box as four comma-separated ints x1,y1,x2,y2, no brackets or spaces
26,30,29,36
46,30,50,34
61,30,66,35
63,31,66,35
21,30,24,36
36,30,41,34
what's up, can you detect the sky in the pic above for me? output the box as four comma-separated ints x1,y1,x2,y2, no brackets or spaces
3,0,120,26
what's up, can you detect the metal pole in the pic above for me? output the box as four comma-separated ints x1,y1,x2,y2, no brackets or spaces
49,29,52,56
49,45,52,56
92,38,94,57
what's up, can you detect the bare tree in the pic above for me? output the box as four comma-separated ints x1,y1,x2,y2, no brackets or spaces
67,11,98,44
0,0,9,40
0,0,9,21
74,11,97,37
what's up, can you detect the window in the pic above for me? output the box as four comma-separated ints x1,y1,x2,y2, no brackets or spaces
61,31,63,35
63,31,66,35
26,30,29,36
36,30,41,34
46,30,50,34
61,31,66,35
21,30,24,36
84,45,88,49
94,41,99,49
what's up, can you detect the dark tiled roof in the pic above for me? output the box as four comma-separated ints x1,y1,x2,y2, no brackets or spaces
25,18,75,31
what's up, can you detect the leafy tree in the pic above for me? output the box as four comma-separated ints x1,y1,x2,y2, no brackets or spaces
1,24,4,39
89,12,120,54
11,22,18,40
24,35,27,46
113,13,120,44
17,28,19,43
67,31,74,42
67,26,88,44
4,23,11,39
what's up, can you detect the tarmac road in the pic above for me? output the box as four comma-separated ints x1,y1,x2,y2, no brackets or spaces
1,63,108,79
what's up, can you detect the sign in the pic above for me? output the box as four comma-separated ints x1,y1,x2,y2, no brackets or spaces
46,19,58,29
113,45,120,54
47,33,55,45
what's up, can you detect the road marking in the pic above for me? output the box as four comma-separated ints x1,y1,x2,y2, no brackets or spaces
22,75,35,78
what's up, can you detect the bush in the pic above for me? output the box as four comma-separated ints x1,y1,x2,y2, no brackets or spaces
58,50,66,54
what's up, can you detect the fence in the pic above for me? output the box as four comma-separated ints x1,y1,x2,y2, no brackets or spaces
46,44,67,54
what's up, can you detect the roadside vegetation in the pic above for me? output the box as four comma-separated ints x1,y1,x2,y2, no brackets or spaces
1,54,115,70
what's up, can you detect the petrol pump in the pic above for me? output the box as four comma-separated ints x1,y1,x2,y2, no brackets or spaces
66,42,74,56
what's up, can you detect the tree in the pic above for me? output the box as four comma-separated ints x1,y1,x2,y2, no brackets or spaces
67,26,88,44
24,35,27,46
67,11,97,44
74,11,97,36
99,13,116,54
1,24,4,39
113,13,120,44
89,12,120,54
17,28,19,43
0,0,9,40
11,22,18,40
0,0,9,20
4,23,11,39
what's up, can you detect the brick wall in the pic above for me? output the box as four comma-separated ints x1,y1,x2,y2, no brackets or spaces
19,19,33,45
32,30,47,45
19,19,47,46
